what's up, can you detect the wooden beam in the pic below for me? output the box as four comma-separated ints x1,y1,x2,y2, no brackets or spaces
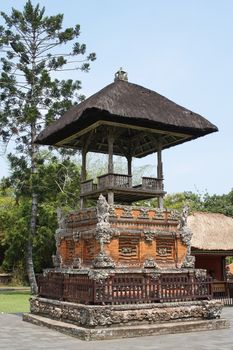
55,120,191,147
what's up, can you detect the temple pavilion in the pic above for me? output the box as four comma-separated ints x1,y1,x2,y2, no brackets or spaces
36,69,217,208
23,69,228,340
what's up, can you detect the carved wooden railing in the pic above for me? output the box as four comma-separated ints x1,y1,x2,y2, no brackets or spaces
80,179,97,194
38,273,212,305
98,173,132,189
142,177,164,191
80,174,164,195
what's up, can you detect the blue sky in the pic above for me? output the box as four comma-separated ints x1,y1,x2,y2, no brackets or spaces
0,0,233,195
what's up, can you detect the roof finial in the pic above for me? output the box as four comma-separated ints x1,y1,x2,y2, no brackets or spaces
114,67,128,82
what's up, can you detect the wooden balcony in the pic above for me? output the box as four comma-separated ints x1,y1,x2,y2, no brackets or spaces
80,173,165,203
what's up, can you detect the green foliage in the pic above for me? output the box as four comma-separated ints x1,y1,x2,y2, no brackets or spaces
163,190,233,218
0,1,95,290
0,0,96,173
136,189,233,218
200,191,233,217
163,191,203,212
0,155,81,275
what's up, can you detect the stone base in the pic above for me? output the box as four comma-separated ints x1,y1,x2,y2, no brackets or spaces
23,313,229,341
29,297,224,328
22,297,230,340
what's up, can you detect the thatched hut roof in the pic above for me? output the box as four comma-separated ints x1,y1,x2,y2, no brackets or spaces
35,77,218,155
189,212,233,251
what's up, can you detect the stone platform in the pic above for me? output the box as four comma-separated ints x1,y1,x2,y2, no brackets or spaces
23,313,229,341
22,297,229,341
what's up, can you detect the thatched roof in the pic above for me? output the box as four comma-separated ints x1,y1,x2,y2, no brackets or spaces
189,212,233,251
35,78,218,153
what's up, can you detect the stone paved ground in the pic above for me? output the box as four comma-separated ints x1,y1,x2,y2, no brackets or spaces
0,308,233,350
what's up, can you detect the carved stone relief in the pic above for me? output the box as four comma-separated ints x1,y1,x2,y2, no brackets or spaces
181,255,195,269
121,206,133,218
88,269,110,282
138,208,149,219
144,257,159,269
92,251,115,268
144,230,156,243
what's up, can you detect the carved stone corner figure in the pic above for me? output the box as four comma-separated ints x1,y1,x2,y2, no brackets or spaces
97,194,110,223
179,205,189,228
57,207,66,229
52,231,62,268
95,194,117,247
52,253,61,268
179,205,193,255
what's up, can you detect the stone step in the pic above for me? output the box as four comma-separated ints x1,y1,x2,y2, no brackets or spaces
23,313,230,341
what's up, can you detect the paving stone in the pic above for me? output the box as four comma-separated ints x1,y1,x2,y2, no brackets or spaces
0,308,232,350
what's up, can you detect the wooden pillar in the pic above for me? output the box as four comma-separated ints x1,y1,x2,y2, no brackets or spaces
157,145,164,209
127,155,132,187
108,130,114,205
157,147,163,179
127,155,132,176
80,147,87,209
108,132,114,174
81,148,87,182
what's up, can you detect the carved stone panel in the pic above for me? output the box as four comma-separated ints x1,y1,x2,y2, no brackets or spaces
156,238,175,263
119,235,139,262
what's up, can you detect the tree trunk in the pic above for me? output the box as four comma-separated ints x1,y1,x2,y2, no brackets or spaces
25,33,38,295
26,123,38,295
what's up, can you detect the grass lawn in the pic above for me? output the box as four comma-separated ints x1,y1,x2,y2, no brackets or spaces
0,291,30,313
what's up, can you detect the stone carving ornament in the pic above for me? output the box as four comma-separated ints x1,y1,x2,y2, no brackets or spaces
157,247,169,257
178,205,196,268
57,207,66,229
138,208,149,219
73,231,81,242
88,269,110,282
170,210,180,220
95,195,116,246
143,257,159,269
181,255,195,268
179,205,193,254
144,230,156,243
92,251,115,268
97,194,110,223
121,206,133,218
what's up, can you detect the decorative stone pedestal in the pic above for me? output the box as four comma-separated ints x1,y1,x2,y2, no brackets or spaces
23,198,229,340
23,297,229,341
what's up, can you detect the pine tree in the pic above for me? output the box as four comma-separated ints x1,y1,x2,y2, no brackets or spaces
0,1,96,293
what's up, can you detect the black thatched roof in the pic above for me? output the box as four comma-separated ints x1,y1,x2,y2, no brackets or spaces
35,79,218,149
